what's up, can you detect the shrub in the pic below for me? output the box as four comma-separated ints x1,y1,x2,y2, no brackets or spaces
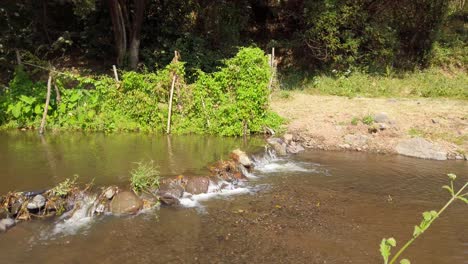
130,161,160,194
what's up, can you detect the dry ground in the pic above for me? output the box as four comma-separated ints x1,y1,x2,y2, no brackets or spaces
271,92,468,159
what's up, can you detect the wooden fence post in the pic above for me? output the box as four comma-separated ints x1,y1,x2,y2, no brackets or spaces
166,74,177,134
112,65,119,82
39,72,53,134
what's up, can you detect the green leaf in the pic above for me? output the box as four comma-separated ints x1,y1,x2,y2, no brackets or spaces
11,103,22,118
387,238,396,247
457,196,468,204
69,91,82,102
34,104,43,115
380,237,396,264
422,211,432,221
400,259,411,264
413,226,422,237
19,95,36,105
442,185,454,195
23,105,31,114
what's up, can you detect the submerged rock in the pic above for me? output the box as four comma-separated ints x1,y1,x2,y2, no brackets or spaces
267,138,287,156
0,218,16,232
110,191,143,215
231,149,253,168
104,186,119,200
27,195,46,210
158,181,184,206
283,134,294,144
184,177,210,194
286,142,305,154
0,208,8,219
210,160,247,181
395,137,447,160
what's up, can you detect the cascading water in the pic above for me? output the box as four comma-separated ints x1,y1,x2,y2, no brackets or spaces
41,146,321,237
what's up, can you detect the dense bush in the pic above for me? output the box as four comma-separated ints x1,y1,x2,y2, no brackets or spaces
0,47,282,136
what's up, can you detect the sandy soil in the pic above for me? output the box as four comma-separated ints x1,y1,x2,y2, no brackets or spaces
271,92,468,159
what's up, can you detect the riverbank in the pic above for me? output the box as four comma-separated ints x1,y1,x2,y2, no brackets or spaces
271,92,468,160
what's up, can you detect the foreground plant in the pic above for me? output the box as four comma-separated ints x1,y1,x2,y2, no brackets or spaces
130,161,160,194
380,173,468,264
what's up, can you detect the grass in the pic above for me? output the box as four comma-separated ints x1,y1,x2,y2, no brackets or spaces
408,127,467,146
281,68,467,99
130,161,160,194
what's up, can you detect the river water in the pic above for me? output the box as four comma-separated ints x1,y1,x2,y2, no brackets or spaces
0,132,467,263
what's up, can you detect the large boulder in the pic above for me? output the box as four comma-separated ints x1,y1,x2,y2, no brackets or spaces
210,160,247,181
184,177,210,194
231,149,253,168
157,181,184,206
110,191,143,215
395,137,447,160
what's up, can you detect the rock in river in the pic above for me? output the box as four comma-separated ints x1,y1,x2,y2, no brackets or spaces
27,195,46,210
267,138,287,156
231,149,253,168
395,137,447,160
158,181,184,206
0,218,16,233
110,191,143,215
185,177,210,194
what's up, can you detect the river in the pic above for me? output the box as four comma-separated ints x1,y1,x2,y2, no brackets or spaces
0,131,467,263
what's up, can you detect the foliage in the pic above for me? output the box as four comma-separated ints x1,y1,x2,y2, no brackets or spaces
178,47,281,136
130,161,160,194
0,67,45,127
303,69,468,99
0,47,281,135
380,173,468,264
50,175,79,197
362,115,374,126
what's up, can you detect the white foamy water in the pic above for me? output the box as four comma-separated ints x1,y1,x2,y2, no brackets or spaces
180,181,251,208
47,194,97,237
43,147,323,236
255,161,311,173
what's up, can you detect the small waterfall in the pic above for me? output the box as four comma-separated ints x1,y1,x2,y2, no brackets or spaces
50,193,97,236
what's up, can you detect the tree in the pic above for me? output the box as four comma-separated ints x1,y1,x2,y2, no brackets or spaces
107,0,146,69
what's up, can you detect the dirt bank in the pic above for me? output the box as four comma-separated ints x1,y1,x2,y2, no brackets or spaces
271,92,468,160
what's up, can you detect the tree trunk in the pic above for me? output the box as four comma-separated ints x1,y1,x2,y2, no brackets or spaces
108,0,127,66
128,0,146,70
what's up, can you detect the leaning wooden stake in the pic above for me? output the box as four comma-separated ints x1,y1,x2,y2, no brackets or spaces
39,73,53,134
112,65,119,82
166,74,177,134
15,49,22,65
268,47,276,97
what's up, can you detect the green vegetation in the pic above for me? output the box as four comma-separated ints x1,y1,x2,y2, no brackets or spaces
408,127,468,146
49,175,79,197
0,1,465,134
349,115,374,126
0,47,282,135
294,69,468,99
380,173,468,264
362,115,374,126
130,161,160,194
